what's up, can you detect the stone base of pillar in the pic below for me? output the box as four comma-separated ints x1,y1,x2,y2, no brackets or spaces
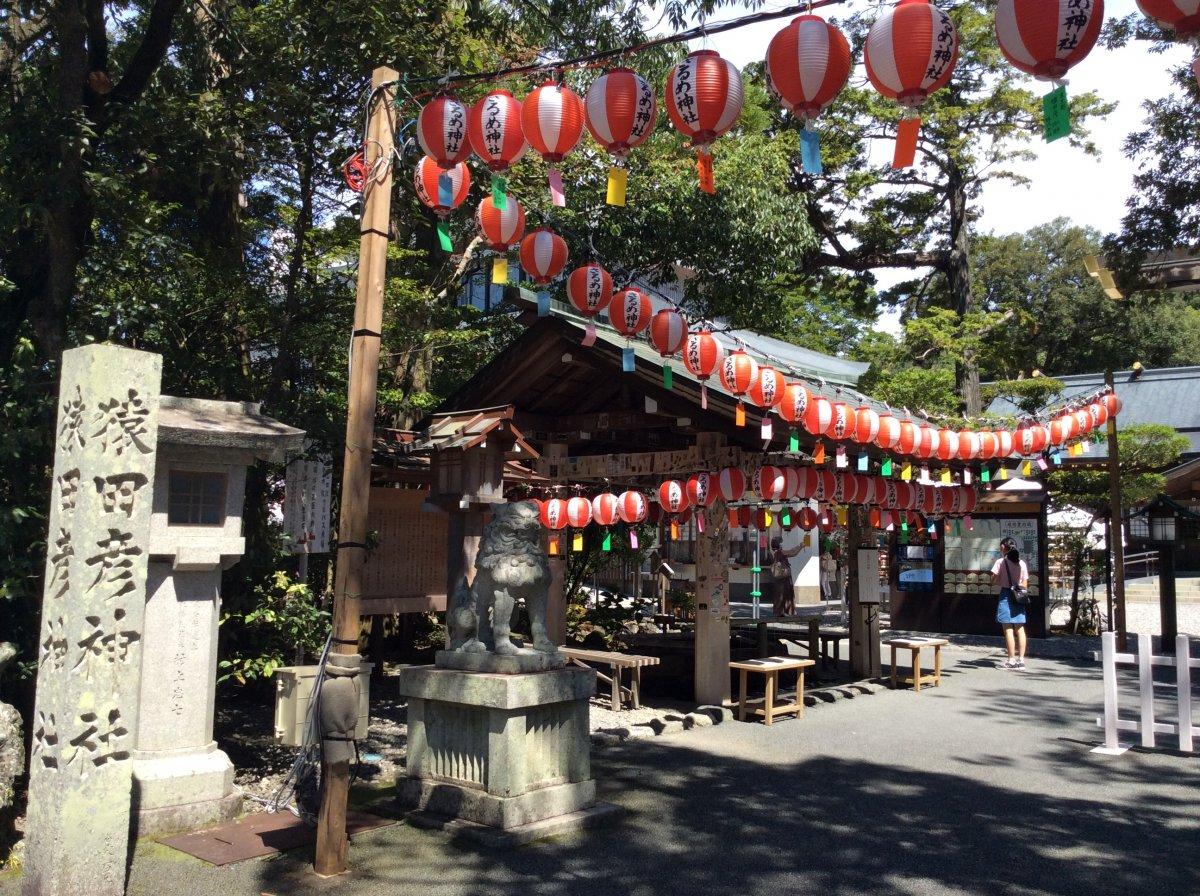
132,744,241,836
397,666,602,834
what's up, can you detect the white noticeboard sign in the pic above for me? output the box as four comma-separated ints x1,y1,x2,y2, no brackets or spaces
857,549,882,603
284,457,332,554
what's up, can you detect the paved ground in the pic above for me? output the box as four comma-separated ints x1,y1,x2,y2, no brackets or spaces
7,651,1195,896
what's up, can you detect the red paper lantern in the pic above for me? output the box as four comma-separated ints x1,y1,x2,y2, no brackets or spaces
803,396,834,437
658,480,690,513
468,90,527,172
795,467,820,500
798,507,818,530
749,366,785,410
1089,402,1108,430
519,228,569,285
978,430,998,460
830,402,857,440
830,472,848,503
778,382,812,426
755,465,789,502
686,472,715,508
876,413,901,450
585,68,658,159
1137,0,1200,36
996,0,1104,80
414,157,470,217
959,486,978,515
818,510,835,534
753,508,774,531
1016,422,1048,456
956,431,980,461
936,429,960,462
896,420,919,456
591,492,619,527
540,498,568,530
1102,392,1122,418
1073,409,1092,436
611,287,653,338
865,0,959,109
765,14,853,119
650,309,687,357
854,406,881,444
818,470,838,502
715,467,747,503
476,194,525,252
566,496,593,528
915,425,940,460
566,264,613,318
522,81,585,163
618,490,648,524
665,49,745,150
1061,413,1081,442
783,466,802,500
720,350,759,397
995,429,1016,457
417,94,471,167
684,330,724,380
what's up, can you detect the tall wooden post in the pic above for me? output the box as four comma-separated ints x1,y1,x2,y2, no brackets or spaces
694,433,731,705
847,507,879,679
315,66,397,877
1105,369,1127,651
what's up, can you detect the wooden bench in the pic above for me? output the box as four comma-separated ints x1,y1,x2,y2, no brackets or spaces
559,647,661,711
886,638,949,692
729,656,816,726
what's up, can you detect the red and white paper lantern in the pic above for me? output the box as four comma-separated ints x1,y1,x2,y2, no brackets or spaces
715,467,747,503
519,228,568,285
664,49,744,191
803,395,834,438
414,157,470,217
585,68,658,159
876,413,901,451
566,263,613,318
996,0,1104,80
611,286,653,338
522,81,585,162
591,492,619,527
658,479,690,513
468,90,527,172
618,490,649,524
765,14,853,119
754,465,789,502
650,309,688,358
686,472,716,508
417,95,471,167
476,194,525,252
684,330,724,408
864,0,959,109
1136,0,1200,37
566,495,593,528
540,498,568,530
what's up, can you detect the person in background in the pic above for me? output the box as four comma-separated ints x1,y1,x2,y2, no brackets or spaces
835,547,849,623
820,548,837,603
991,536,1030,670
770,536,802,617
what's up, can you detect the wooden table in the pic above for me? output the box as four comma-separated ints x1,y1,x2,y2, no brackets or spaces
818,629,849,668
559,647,661,711
887,638,950,692
729,656,816,725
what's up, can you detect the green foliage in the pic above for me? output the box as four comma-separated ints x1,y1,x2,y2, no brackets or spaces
217,571,330,684
1047,424,1191,515
981,377,1066,417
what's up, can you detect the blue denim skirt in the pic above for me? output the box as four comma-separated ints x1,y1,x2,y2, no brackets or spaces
996,587,1026,625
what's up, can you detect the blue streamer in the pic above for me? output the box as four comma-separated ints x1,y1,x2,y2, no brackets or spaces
1051,450,1062,466
857,453,868,472
622,345,636,373
438,172,454,207
800,129,823,175
537,290,550,317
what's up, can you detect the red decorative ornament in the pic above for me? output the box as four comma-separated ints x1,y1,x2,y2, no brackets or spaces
936,429,960,462
753,508,774,531
650,309,687,357
618,490,648,524
658,480,690,513
996,0,1104,80
803,396,834,437
765,14,853,119
778,382,812,427
754,465,789,502
591,492,619,527
915,425,940,461
611,287,653,338
798,507,818,530
476,194,525,252
566,264,613,318
876,413,901,450
585,68,658,159
978,430,998,460
417,94,471,167
566,496,593,528
468,90,527,172
519,228,569,285
1016,422,1048,456
522,81,585,163
749,366,785,410
1102,392,1122,418
795,467,820,500
854,406,881,444
720,350,759,397
686,472,716,508
1137,0,1200,37
959,486,978,515
783,466,802,499
665,49,744,192
896,420,919,456
1089,402,1108,430
684,330,724,408
414,157,470,217
956,431,980,461
864,0,959,109
540,498,568,530
830,402,856,440
715,467,747,503
995,429,1016,458
1073,408,1092,436
818,470,838,502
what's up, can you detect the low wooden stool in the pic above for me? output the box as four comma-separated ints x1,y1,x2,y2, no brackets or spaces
729,656,816,725
887,638,950,692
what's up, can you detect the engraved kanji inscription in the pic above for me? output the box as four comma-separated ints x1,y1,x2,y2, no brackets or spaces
32,711,61,770
72,609,141,681
58,385,86,453
93,472,148,518
84,528,142,601
90,389,152,456
57,468,80,524
47,527,74,600
70,708,130,768
39,617,68,672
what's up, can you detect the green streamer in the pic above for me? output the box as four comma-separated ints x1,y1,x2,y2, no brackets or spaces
492,174,507,208
1043,86,1071,143
881,457,893,476
436,220,453,252
788,431,800,453
602,532,612,552
663,363,673,390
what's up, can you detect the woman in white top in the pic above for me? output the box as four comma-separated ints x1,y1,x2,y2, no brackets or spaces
820,551,836,602
990,536,1030,670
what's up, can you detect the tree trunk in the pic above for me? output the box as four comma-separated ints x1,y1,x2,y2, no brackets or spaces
946,164,981,416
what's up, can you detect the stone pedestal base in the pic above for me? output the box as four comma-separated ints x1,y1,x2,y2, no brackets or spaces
397,666,597,832
132,744,241,836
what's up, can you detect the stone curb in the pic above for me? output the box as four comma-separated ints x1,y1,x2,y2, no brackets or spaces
589,703,730,748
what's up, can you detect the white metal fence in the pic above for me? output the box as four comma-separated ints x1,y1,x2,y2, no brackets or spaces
1095,631,1199,754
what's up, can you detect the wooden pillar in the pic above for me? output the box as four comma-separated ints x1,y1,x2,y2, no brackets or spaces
694,433,730,706
848,507,880,679
1159,545,1177,648
316,65,396,877
1105,369,1127,650
546,552,567,646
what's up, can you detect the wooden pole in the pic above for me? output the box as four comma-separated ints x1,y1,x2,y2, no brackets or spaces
1105,369,1127,652
315,65,397,877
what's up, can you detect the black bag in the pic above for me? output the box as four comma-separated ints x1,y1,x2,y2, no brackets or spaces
1005,558,1030,606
